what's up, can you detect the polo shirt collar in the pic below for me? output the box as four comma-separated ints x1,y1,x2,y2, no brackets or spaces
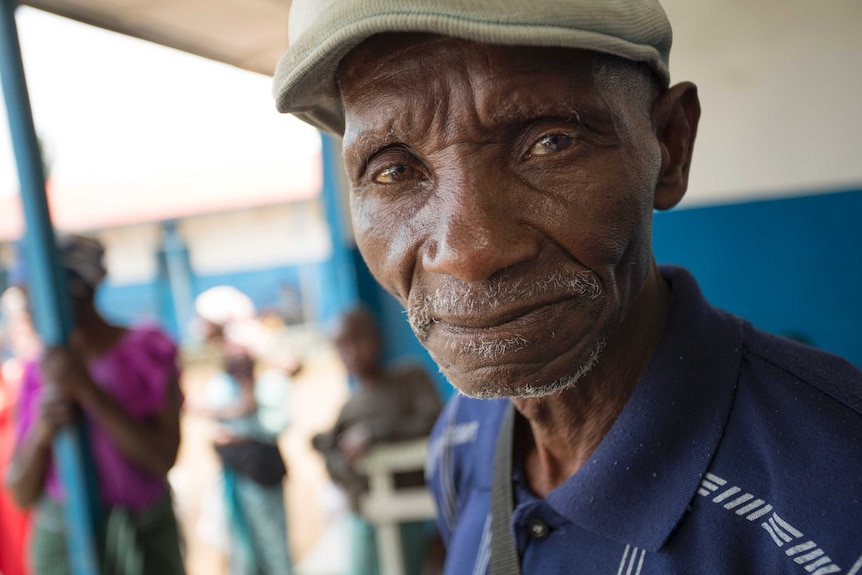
544,265,743,551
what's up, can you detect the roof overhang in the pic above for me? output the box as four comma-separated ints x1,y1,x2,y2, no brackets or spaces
20,0,291,76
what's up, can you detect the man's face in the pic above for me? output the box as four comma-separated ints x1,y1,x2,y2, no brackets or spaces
332,316,381,377
339,36,664,398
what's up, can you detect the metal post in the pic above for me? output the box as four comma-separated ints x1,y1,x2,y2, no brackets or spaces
0,2,100,573
320,132,359,318
161,220,195,343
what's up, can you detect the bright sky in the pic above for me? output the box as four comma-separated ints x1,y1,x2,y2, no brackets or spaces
0,6,320,198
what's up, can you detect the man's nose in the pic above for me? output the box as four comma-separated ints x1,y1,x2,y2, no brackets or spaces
421,175,540,282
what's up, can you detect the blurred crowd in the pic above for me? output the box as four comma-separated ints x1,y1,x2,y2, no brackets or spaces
0,234,445,575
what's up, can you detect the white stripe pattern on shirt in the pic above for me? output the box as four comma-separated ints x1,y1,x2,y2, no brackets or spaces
697,473,842,575
431,394,468,534
617,545,646,575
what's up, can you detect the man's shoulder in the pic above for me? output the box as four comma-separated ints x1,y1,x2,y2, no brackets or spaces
661,264,861,415
426,395,507,542
429,395,508,449
694,323,862,571
427,395,508,487
739,321,862,416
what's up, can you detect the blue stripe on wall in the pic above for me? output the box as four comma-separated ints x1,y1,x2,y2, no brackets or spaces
654,188,861,369
96,261,336,339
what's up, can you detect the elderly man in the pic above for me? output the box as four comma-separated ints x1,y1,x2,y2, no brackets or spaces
272,1,862,574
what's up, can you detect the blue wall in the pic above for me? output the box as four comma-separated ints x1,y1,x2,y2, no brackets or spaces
97,261,334,339
653,189,861,368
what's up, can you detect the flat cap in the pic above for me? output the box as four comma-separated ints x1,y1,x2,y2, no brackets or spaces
273,0,673,134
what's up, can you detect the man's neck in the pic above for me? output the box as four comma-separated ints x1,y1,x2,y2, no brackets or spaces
513,263,672,497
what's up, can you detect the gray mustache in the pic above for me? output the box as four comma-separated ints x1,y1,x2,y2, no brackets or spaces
407,270,601,339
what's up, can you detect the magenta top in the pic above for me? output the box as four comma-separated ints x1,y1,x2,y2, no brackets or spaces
15,325,180,512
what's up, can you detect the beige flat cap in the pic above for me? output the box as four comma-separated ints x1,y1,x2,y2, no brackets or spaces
273,0,673,134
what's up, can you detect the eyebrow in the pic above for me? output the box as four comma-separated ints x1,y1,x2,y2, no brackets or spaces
344,124,406,156
486,90,615,131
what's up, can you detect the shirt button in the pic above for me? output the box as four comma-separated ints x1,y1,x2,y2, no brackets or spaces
527,518,550,539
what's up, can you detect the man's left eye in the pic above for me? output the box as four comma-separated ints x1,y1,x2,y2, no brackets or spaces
373,164,422,184
529,133,575,156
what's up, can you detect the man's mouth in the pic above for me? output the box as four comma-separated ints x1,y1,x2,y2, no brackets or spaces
437,297,555,328
407,270,601,340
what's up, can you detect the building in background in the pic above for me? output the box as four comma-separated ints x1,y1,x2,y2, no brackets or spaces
0,162,336,344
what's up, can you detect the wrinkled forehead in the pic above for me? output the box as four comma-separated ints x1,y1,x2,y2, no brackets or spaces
338,34,655,141
339,34,595,99
339,35,604,125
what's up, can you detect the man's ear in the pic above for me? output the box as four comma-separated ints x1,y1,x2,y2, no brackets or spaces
652,82,700,211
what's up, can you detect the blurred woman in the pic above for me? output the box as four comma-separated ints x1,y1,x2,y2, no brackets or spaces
4,234,185,575
199,349,294,575
192,285,295,575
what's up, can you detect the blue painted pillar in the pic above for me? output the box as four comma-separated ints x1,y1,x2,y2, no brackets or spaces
160,220,195,343
319,132,360,321
0,2,100,573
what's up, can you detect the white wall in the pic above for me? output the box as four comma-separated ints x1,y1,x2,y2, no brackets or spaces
97,224,162,284
662,0,862,207
183,202,331,275
89,201,330,286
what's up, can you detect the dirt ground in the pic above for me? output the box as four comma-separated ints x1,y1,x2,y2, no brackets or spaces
170,328,350,575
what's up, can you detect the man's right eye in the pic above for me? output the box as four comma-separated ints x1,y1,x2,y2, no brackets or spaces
527,132,576,157
373,163,422,184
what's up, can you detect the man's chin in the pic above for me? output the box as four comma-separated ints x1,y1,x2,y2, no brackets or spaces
441,338,606,400
449,372,582,399
453,378,578,400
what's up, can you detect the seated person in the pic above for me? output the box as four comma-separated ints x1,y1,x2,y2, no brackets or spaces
313,305,442,575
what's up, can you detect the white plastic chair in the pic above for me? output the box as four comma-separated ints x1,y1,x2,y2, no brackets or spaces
357,438,436,575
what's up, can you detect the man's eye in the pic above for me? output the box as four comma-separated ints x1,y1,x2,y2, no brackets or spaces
529,133,575,156
373,164,422,184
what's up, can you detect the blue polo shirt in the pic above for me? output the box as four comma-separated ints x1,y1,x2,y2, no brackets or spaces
426,266,862,575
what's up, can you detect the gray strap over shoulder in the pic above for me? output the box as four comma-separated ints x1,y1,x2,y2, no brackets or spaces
490,402,521,575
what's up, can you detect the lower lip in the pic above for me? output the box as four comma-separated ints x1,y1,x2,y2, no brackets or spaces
425,300,587,364
439,299,567,333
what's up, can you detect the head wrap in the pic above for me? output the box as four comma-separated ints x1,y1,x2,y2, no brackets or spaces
194,286,256,327
58,234,106,290
272,0,673,134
